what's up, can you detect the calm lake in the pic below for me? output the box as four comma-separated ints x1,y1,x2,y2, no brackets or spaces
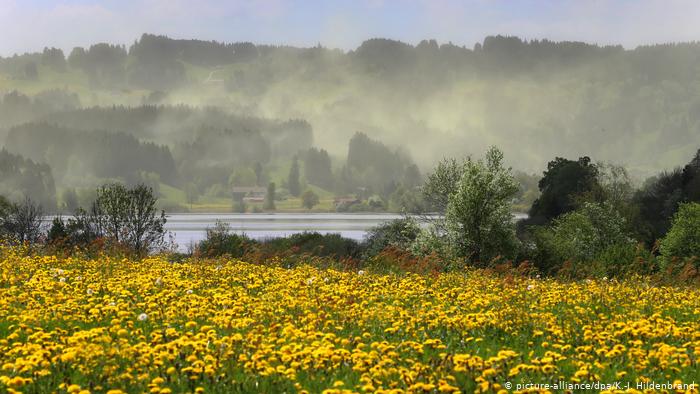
166,213,403,251
165,212,529,252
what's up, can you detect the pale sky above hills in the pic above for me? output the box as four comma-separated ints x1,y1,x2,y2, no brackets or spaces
2,0,700,56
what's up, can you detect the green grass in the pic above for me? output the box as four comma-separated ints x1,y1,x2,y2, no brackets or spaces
157,182,337,213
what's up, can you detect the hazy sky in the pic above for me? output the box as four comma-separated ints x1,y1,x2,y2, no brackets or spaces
2,0,700,56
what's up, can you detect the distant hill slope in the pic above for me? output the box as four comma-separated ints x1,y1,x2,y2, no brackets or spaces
2,34,700,175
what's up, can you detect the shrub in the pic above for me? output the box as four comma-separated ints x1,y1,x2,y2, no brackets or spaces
1,197,44,245
363,217,421,258
261,232,361,259
410,227,454,261
364,247,444,275
301,189,319,209
197,221,254,258
367,195,385,210
47,216,68,244
660,202,700,268
347,202,372,212
532,201,635,277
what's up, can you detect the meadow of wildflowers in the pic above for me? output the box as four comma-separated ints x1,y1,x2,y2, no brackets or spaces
0,246,698,393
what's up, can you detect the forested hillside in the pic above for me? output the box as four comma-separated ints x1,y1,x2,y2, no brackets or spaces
2,34,700,211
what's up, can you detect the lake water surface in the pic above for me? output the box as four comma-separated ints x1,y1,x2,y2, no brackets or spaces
165,212,528,251
166,213,404,251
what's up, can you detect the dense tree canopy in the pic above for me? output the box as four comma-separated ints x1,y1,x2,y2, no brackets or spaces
303,148,334,189
528,157,601,224
634,149,700,244
0,149,56,209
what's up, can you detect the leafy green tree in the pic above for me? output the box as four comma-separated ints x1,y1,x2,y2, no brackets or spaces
592,163,642,238
346,132,417,197
1,197,44,244
41,47,67,72
303,148,334,189
363,217,420,258
421,157,462,214
264,182,276,210
445,147,519,263
288,157,301,197
597,163,634,210
124,184,167,255
634,149,700,244
228,167,257,187
402,164,422,188
47,216,68,245
254,162,264,186
367,195,385,210
0,149,56,211
301,189,319,209
24,62,38,80
634,169,684,244
659,202,700,267
528,156,601,224
68,47,87,69
94,183,130,245
533,202,634,276
197,221,252,257
388,185,424,213
93,183,167,255
410,226,453,259
132,171,161,197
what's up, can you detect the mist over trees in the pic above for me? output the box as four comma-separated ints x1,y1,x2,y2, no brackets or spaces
0,149,56,209
2,34,700,171
5,123,177,186
2,33,700,214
